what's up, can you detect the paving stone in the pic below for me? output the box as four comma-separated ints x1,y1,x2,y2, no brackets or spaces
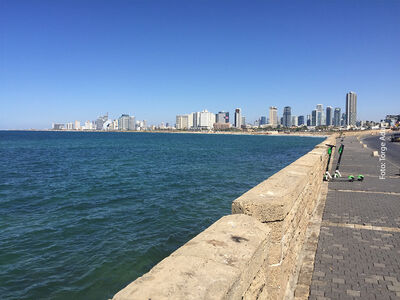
332,278,345,284
314,271,325,277
346,289,361,297
365,278,378,284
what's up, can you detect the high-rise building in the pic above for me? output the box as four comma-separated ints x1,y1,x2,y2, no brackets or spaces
291,115,298,127
346,92,357,126
111,120,118,130
234,108,242,128
216,111,229,124
176,115,189,129
66,122,73,130
298,115,305,126
283,106,292,127
269,106,278,127
74,120,81,130
306,115,311,126
96,114,108,130
129,116,135,130
259,116,267,125
118,114,135,130
192,112,200,128
333,108,341,127
316,104,324,126
326,106,333,126
198,110,216,130
52,123,64,130
311,110,317,126
341,113,346,127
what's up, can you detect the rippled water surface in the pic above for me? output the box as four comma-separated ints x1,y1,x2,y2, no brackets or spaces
0,131,323,299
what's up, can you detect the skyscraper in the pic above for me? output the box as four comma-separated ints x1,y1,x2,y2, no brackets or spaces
269,106,278,127
311,110,317,126
198,110,215,129
216,111,229,124
118,114,135,130
66,122,73,130
74,120,81,130
333,108,341,127
192,112,200,128
298,115,305,126
128,116,135,130
234,108,242,128
326,106,333,126
176,115,189,129
306,115,311,126
341,113,346,127
118,114,130,130
283,106,291,127
346,92,357,126
316,104,324,126
291,115,298,127
96,114,108,130
259,116,267,125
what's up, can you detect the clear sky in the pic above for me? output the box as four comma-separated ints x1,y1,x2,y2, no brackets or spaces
1,0,399,129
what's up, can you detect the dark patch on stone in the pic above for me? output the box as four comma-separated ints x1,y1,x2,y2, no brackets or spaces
231,235,249,243
184,271,195,278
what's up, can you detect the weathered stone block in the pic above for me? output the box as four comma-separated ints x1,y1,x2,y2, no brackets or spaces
112,214,270,300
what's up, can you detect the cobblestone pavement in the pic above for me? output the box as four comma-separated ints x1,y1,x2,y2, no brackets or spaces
309,135,400,300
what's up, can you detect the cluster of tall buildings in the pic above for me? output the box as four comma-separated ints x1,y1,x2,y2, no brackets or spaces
176,108,245,130
260,91,358,129
175,92,358,131
52,113,147,131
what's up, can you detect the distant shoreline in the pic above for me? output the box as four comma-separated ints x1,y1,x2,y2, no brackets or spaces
0,129,332,138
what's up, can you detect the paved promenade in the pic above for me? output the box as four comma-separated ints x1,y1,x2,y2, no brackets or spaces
309,134,400,299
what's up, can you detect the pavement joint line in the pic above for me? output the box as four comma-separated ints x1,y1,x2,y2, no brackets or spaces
321,221,400,233
333,189,400,196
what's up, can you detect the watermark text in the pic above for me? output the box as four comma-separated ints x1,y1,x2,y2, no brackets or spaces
379,130,386,179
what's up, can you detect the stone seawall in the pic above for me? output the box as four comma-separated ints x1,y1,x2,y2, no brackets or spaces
112,135,337,300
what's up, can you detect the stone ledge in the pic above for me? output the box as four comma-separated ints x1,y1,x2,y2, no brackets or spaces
231,135,336,299
112,214,270,300
231,136,335,225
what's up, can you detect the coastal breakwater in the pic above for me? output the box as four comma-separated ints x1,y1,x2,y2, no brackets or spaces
112,135,337,300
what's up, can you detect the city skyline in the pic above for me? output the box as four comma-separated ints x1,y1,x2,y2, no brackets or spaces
51,91,378,130
1,92,392,130
1,1,399,129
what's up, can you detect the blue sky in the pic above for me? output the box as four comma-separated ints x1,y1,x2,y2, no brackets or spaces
1,0,399,129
